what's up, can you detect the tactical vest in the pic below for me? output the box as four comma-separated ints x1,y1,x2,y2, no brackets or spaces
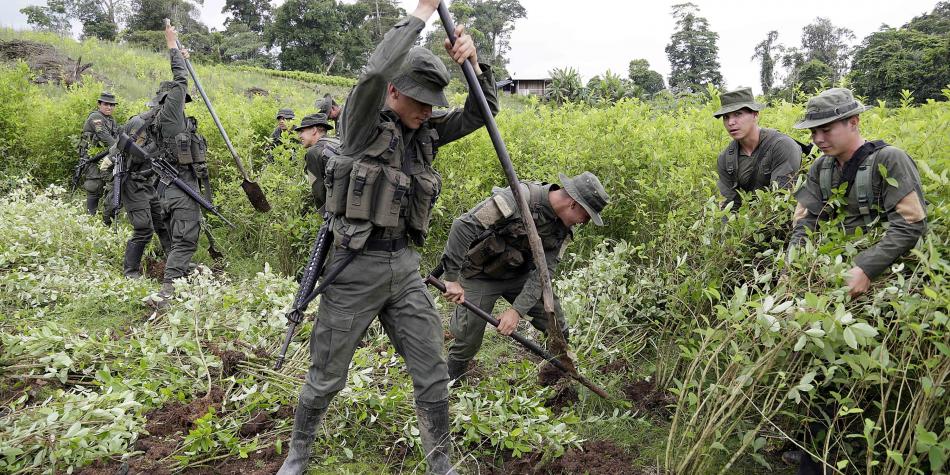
818,141,888,227
149,107,207,166
723,130,811,192
323,120,442,247
462,182,567,280
79,111,118,157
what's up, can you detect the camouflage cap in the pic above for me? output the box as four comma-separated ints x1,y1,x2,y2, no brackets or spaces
314,94,338,115
713,87,764,118
558,171,610,226
276,108,295,120
152,80,193,105
794,88,873,129
293,113,333,132
97,91,118,104
391,46,450,108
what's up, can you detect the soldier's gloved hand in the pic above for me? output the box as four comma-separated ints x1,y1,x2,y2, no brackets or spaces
496,308,520,336
442,280,465,305
99,155,113,171
286,309,304,325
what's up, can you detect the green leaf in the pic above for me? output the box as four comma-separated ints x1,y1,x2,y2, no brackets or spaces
843,327,858,349
850,322,878,338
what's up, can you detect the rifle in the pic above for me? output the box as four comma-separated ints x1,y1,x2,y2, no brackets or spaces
109,147,126,223
114,132,235,228
274,216,332,370
425,263,609,398
71,149,110,192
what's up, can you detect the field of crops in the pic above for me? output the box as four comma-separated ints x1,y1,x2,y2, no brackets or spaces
0,30,947,474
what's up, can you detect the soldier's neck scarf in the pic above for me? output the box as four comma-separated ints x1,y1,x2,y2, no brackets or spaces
841,140,888,195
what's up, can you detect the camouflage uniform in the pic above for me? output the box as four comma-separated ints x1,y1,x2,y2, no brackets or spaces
278,14,498,475
787,88,928,475
145,48,203,305
293,113,338,212
120,107,172,278
441,173,608,380
789,88,928,279
713,88,803,209
315,93,343,140
77,93,119,217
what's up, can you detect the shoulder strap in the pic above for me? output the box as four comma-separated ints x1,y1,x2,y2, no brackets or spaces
854,140,889,225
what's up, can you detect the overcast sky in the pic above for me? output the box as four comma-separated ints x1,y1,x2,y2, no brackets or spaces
3,0,941,94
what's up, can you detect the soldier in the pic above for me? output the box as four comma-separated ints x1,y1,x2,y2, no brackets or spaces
143,22,206,309
77,91,119,217
314,93,342,137
277,0,498,473
789,87,927,300
294,112,337,211
113,98,172,279
440,172,609,381
270,108,295,149
713,87,804,211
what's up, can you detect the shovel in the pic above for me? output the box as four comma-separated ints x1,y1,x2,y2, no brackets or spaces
164,18,271,212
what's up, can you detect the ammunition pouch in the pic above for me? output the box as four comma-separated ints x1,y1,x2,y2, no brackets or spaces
325,123,441,244
164,131,207,166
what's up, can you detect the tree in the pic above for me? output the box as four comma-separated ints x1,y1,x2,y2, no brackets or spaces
586,70,629,105
424,0,524,78
665,3,723,93
546,67,583,104
357,0,406,45
267,0,374,75
795,59,834,93
126,0,207,34
222,0,272,34
751,30,779,94
627,59,665,96
799,17,854,81
20,1,72,35
850,2,950,103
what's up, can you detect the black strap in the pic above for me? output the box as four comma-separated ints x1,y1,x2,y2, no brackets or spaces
365,237,408,252
841,140,888,195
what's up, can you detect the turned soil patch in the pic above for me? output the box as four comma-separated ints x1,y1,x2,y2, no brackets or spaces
479,440,642,474
0,39,104,86
623,379,675,419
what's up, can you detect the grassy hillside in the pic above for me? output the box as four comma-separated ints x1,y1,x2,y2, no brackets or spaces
0,30,948,475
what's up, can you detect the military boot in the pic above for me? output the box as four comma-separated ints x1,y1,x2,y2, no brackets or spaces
415,400,457,475
85,195,100,215
144,282,175,310
276,400,328,475
447,358,467,382
123,242,147,279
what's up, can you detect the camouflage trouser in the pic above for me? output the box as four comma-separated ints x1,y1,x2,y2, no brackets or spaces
448,275,568,364
297,247,450,411
82,175,105,215
160,170,200,284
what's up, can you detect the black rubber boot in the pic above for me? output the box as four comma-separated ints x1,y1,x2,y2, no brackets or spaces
123,241,147,278
85,195,100,216
447,358,468,382
277,400,328,475
144,282,175,310
415,400,457,475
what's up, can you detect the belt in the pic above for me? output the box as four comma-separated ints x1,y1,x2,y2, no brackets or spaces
365,237,408,252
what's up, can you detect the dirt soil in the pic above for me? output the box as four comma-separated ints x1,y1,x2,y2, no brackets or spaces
623,379,675,419
544,383,579,413
143,257,166,282
480,440,642,475
181,444,287,475
208,343,246,378
0,39,104,86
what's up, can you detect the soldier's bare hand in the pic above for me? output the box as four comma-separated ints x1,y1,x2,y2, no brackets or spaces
181,49,190,60
444,26,481,73
846,266,870,298
496,308,520,336
442,280,465,305
164,20,178,50
411,0,440,21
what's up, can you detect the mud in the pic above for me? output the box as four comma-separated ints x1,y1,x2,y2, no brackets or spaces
238,411,271,437
544,384,579,413
145,386,225,438
599,358,631,375
209,344,246,378
480,440,642,475
184,444,286,475
143,257,166,282
623,379,675,419
537,361,568,387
